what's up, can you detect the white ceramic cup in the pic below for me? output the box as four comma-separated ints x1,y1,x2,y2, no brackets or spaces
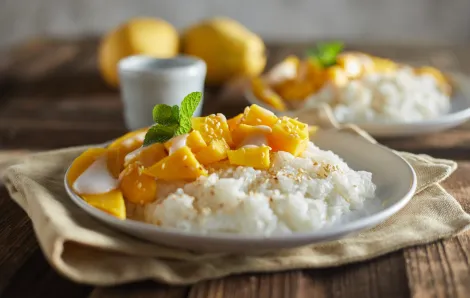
118,55,207,131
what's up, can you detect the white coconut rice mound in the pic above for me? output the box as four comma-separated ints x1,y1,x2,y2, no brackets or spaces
305,67,451,123
128,142,376,236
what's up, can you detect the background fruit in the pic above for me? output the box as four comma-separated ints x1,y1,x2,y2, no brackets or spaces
98,17,179,87
182,17,266,85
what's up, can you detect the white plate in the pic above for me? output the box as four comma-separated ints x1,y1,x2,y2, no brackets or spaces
65,130,417,253
245,73,470,138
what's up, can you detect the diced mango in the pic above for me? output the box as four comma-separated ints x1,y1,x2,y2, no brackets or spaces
108,127,148,150
67,148,107,185
227,145,271,169
231,124,271,146
227,113,244,131
275,78,315,101
144,146,208,181
326,66,349,87
192,114,234,147
251,78,287,112
81,189,126,220
241,104,279,127
195,139,229,165
124,143,167,168
119,163,157,204
164,130,207,153
268,116,309,156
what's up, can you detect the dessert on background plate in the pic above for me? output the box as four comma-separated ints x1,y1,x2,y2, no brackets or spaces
67,92,376,236
250,42,453,124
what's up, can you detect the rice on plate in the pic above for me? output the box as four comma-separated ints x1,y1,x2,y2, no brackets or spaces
129,142,375,236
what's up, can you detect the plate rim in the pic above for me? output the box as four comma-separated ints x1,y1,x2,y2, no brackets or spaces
64,130,417,243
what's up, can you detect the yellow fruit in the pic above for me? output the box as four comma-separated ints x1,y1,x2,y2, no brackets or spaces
326,66,349,87
164,130,207,153
98,18,179,87
195,139,229,165
251,78,287,112
108,127,148,150
81,190,126,220
106,147,127,178
144,146,208,181
227,145,271,169
231,124,271,147
274,78,315,101
227,113,244,131
119,163,157,205
183,17,266,85
67,148,108,185
264,55,300,84
124,143,167,168
67,148,126,219
192,114,234,147
241,104,279,127
370,57,397,74
268,116,309,156
337,52,374,78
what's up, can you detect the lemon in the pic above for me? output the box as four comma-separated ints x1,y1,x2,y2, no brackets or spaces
98,17,179,87
182,17,266,85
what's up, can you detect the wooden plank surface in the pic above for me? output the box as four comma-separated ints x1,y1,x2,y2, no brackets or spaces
0,39,469,298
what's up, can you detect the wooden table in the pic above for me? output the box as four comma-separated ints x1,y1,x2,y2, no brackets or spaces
1,39,470,298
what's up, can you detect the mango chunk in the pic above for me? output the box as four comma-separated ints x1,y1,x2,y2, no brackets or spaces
81,189,126,220
164,130,207,154
144,146,208,181
227,113,244,131
67,148,107,185
241,104,279,127
326,66,349,87
268,116,309,156
119,163,157,204
251,78,287,112
124,143,167,168
108,127,148,150
195,139,229,165
227,145,271,169
231,124,271,147
192,114,234,147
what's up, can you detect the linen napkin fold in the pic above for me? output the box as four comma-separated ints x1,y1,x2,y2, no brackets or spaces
2,123,470,286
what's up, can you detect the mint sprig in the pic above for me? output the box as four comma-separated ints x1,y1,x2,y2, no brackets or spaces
306,41,344,68
143,92,202,146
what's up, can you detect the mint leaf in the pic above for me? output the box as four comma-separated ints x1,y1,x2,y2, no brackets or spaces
307,41,344,68
175,117,192,136
180,92,202,121
171,105,180,122
153,104,179,125
143,91,203,145
143,123,178,146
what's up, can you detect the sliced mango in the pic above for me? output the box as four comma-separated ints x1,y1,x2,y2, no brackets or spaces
192,114,234,147
268,116,309,156
119,163,157,204
144,146,208,181
195,139,229,165
106,148,127,178
81,189,126,220
227,113,244,131
68,148,126,219
108,127,148,150
67,148,107,185
164,130,207,154
124,143,167,168
241,104,279,127
251,78,287,112
227,145,271,169
231,124,271,147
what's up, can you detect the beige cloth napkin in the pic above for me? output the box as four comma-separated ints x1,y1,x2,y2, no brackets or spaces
2,113,470,286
